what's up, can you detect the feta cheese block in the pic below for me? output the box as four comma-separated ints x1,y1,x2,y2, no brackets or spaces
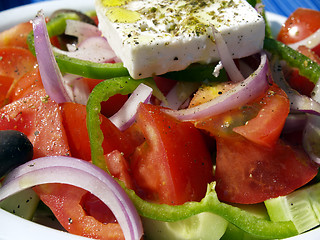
95,0,265,79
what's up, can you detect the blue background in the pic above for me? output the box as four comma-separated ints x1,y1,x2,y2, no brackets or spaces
0,0,320,16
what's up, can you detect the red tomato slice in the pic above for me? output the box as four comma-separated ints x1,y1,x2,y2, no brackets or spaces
0,89,70,158
214,135,318,204
60,102,136,162
130,103,214,205
0,47,37,81
0,75,14,107
195,83,290,147
233,84,290,148
105,150,134,189
0,22,33,49
8,66,44,102
277,8,320,44
33,184,124,240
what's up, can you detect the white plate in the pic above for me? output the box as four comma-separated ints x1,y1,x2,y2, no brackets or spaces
0,1,319,239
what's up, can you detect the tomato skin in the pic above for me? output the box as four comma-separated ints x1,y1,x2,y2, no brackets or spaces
214,135,318,204
233,84,290,148
277,8,320,44
105,150,134,189
287,70,315,97
131,103,214,205
33,184,124,240
0,47,37,81
0,22,33,49
193,82,318,204
195,83,289,147
0,75,14,107
60,102,136,162
0,89,70,158
8,66,44,102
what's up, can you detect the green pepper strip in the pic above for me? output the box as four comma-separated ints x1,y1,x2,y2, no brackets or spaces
86,76,166,171
86,77,298,240
264,37,320,84
123,182,297,239
27,12,130,79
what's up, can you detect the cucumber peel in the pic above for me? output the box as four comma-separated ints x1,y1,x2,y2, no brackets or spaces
142,212,228,240
265,182,320,234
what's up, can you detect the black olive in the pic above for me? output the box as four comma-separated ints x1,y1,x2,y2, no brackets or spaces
0,130,33,177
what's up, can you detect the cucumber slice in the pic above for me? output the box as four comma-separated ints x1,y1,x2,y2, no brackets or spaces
265,182,320,234
0,188,40,220
221,223,268,240
142,212,228,240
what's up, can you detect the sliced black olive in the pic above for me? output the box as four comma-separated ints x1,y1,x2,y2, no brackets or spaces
0,130,33,177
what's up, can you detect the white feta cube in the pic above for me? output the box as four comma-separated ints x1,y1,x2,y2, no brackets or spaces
95,0,265,79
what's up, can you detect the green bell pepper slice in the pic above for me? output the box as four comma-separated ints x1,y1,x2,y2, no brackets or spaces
264,37,320,85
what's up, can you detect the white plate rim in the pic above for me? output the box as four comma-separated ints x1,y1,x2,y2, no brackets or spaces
0,1,319,239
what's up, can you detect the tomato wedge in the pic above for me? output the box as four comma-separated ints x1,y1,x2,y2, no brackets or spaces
33,183,124,240
0,75,14,107
277,8,320,45
0,89,70,158
0,22,33,49
131,103,214,205
214,135,318,204
232,84,290,148
0,47,37,81
8,66,44,102
60,102,136,162
277,8,320,96
194,82,318,203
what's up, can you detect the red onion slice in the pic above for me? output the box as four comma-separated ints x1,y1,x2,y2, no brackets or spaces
0,156,143,240
303,114,320,164
163,52,270,121
211,26,244,82
33,10,71,103
65,19,101,43
62,74,90,105
161,82,200,110
53,36,118,63
282,113,307,134
109,83,153,131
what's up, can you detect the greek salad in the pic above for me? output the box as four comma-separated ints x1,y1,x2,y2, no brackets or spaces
0,0,320,240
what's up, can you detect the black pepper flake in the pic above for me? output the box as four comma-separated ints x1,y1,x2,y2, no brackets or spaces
173,57,178,61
